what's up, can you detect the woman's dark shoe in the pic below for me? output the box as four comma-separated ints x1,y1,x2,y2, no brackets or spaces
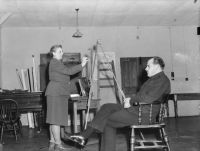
70,135,87,147
48,142,55,151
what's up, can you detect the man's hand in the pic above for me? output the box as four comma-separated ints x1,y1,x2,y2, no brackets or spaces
123,97,131,108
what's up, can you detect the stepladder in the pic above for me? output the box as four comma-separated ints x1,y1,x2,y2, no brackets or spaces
97,60,121,104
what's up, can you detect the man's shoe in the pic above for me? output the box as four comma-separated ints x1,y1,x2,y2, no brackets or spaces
70,135,87,147
54,143,70,151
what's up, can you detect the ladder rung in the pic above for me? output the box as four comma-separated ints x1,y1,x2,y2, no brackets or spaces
99,69,110,71
99,85,115,88
137,140,163,143
99,62,112,64
135,146,167,149
135,144,167,149
99,78,113,80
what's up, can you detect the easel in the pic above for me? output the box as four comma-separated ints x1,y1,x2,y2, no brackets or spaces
84,40,126,129
83,41,99,129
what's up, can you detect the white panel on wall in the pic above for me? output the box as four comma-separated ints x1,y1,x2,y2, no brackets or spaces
168,100,200,117
0,28,2,88
168,100,175,117
170,26,200,93
177,100,200,116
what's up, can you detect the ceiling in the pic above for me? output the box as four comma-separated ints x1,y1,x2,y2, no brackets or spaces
0,0,199,27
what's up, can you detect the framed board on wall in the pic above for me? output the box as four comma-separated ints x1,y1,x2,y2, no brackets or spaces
120,57,150,96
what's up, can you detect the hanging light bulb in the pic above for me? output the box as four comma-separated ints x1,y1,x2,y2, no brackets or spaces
72,8,83,38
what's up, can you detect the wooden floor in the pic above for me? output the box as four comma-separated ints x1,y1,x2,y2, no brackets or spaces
2,116,200,151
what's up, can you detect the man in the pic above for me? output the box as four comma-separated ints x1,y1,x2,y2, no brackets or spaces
70,56,171,151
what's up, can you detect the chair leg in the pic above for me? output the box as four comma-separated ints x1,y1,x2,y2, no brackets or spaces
130,128,135,151
17,120,22,135
0,124,4,143
13,124,18,141
161,128,170,151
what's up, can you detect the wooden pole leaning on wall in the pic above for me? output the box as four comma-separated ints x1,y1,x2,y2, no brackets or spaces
16,69,23,89
84,43,98,129
32,55,38,92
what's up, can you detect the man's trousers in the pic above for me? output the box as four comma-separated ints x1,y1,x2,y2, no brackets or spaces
88,103,138,151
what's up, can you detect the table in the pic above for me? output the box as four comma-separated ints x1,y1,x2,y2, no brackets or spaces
168,93,200,118
69,96,100,133
0,92,44,131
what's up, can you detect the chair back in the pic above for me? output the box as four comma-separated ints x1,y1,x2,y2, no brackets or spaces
137,94,169,125
130,94,171,151
0,99,19,123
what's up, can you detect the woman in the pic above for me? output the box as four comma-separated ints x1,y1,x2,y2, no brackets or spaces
45,44,88,151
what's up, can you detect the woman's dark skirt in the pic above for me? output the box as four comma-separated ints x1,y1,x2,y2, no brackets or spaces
46,96,69,126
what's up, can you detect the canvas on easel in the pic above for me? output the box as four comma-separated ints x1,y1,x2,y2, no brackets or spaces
97,51,115,79
78,77,90,97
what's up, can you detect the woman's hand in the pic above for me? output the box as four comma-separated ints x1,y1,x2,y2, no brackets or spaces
81,56,88,67
123,97,131,108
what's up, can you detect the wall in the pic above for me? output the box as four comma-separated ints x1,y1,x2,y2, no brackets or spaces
1,26,200,115
0,27,2,88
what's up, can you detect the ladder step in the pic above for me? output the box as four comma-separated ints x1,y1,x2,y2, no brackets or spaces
99,62,112,64
99,78,113,80
99,85,115,88
99,69,110,71
135,145,167,149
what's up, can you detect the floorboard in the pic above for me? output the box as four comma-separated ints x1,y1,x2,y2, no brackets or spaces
2,116,200,151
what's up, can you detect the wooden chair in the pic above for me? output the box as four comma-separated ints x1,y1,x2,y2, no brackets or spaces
0,99,22,143
130,95,170,151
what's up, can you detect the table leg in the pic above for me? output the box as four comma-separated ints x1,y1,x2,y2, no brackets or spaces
35,111,42,133
82,110,86,130
73,102,78,133
174,94,178,118
165,102,169,117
